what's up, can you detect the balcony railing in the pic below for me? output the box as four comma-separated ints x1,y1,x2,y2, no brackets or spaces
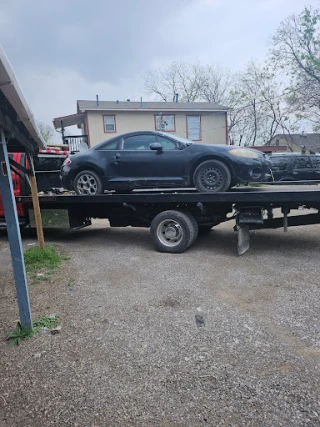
63,135,88,152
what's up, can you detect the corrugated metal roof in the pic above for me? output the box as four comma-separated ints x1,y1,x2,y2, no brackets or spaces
77,100,229,112
0,44,45,150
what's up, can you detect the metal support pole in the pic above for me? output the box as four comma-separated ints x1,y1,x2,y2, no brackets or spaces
0,128,32,329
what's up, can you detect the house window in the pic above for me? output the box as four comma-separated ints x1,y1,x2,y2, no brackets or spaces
103,115,116,133
155,115,175,132
187,116,201,141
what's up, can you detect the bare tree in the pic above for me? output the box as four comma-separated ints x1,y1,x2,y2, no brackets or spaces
145,60,231,103
270,6,320,129
37,121,55,145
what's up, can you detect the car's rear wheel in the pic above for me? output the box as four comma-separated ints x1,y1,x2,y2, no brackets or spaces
150,210,197,253
193,160,231,192
74,170,103,195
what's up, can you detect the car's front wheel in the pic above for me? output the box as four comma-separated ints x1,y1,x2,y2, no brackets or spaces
193,160,231,192
73,170,103,195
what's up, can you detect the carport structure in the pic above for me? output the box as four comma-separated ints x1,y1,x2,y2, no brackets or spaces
0,45,45,329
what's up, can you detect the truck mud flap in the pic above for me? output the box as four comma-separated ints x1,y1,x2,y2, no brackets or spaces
237,225,250,256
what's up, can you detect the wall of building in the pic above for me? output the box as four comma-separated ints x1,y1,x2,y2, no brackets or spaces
86,110,227,147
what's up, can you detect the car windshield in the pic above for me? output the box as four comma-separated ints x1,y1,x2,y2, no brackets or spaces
157,132,192,146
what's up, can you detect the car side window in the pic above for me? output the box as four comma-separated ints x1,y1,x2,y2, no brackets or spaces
99,139,119,150
294,157,311,169
156,136,178,150
311,156,320,169
270,157,288,171
123,135,157,150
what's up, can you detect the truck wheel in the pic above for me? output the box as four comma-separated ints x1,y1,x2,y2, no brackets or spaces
183,212,199,247
74,170,103,195
150,210,197,253
193,160,231,192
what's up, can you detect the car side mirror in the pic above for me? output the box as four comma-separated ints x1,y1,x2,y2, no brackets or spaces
150,142,163,153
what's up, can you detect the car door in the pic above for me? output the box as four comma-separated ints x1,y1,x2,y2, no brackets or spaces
311,156,320,181
292,156,313,180
116,134,185,186
94,138,121,183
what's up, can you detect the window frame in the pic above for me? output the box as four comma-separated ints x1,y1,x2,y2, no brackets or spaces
154,114,176,132
186,115,202,141
103,115,116,133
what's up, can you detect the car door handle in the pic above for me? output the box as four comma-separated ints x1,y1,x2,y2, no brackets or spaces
114,153,121,160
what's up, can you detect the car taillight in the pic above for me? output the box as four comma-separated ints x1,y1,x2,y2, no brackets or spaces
63,157,72,166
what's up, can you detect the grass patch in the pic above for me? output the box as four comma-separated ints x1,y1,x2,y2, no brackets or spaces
33,315,60,331
6,315,61,346
24,245,62,273
6,322,35,346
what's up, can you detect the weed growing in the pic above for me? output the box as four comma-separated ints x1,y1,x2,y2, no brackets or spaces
7,315,61,346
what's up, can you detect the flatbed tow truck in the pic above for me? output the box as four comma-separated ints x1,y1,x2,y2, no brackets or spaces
14,184,320,255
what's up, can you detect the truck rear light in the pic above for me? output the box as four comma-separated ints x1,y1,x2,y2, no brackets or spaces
63,158,72,166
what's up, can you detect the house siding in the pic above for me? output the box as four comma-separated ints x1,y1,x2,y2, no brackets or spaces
86,111,227,147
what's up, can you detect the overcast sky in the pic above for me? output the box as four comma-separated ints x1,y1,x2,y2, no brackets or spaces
0,0,318,140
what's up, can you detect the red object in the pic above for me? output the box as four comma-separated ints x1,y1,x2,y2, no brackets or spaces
0,153,26,218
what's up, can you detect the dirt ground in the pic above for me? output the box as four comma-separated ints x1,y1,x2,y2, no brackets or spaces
0,219,320,426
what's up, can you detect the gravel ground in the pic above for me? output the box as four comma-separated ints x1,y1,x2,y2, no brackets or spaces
0,218,320,426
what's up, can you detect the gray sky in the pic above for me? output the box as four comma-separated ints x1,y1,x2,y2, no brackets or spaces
0,0,318,139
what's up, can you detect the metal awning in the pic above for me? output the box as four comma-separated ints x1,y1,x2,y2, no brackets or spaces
53,113,85,130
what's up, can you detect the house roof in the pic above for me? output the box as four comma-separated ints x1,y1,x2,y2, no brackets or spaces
53,113,85,130
271,134,320,153
0,45,45,152
77,100,229,113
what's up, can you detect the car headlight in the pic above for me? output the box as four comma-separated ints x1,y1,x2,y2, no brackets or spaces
229,148,260,159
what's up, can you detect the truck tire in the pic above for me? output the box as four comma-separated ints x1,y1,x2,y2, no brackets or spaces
150,210,197,253
193,160,231,192
183,212,199,247
74,170,103,195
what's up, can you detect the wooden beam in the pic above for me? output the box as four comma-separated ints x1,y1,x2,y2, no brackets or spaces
0,128,32,329
26,152,45,250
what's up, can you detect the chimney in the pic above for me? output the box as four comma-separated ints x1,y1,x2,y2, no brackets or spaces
96,95,99,107
140,96,143,107
175,93,179,103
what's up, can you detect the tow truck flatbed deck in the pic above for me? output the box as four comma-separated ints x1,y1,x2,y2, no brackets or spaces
13,185,320,255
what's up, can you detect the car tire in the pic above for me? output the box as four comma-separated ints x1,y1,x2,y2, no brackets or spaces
150,210,197,253
73,170,103,195
193,160,231,192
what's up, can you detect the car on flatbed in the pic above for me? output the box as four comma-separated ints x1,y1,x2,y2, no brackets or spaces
60,131,271,194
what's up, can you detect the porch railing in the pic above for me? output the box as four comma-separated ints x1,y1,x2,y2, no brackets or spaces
63,135,88,152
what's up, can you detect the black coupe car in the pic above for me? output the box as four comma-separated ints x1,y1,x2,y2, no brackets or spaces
60,131,271,194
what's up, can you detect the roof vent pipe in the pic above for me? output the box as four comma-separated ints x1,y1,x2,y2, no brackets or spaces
96,95,99,107
175,93,179,103
140,96,143,107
